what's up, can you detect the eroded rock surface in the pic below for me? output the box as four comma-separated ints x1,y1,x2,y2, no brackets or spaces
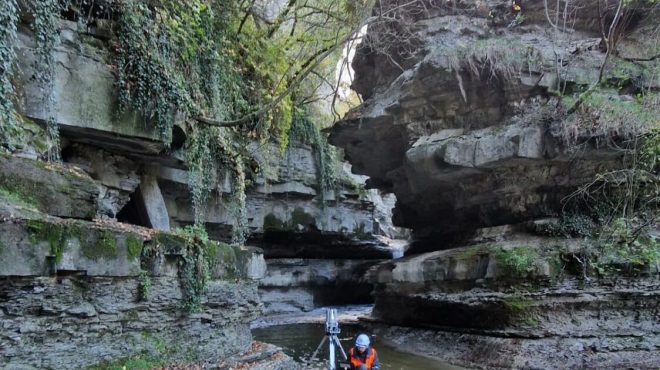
1,15,405,369
329,0,659,249
364,227,660,368
259,259,376,314
330,1,659,368
0,200,264,369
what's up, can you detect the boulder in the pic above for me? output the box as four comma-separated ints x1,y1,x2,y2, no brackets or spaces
0,154,98,219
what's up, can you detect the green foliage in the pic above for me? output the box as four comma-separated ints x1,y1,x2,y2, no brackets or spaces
1,0,372,242
81,229,118,260
26,220,99,263
263,208,317,232
503,296,540,328
289,109,339,199
30,0,61,160
352,222,370,239
351,181,369,200
290,207,316,229
263,213,285,231
114,1,258,234
503,296,534,311
458,244,491,260
445,38,542,82
0,0,19,145
590,217,660,275
552,121,660,278
126,233,144,260
115,0,194,142
137,269,151,302
28,220,71,264
493,246,539,277
1,0,60,157
508,13,526,28
562,91,659,141
205,241,240,280
168,225,245,311
184,126,229,222
113,0,296,143
534,214,596,238
173,225,211,313
0,185,38,209
87,355,165,370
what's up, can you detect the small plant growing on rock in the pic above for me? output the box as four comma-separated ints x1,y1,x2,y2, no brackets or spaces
534,213,597,238
493,246,539,278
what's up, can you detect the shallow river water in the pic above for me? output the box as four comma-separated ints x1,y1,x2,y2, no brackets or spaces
252,323,465,370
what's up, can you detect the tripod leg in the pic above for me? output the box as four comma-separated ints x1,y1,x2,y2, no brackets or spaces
332,335,348,360
329,335,336,370
308,335,327,365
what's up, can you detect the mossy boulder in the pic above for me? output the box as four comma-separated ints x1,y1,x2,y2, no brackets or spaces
0,217,144,276
0,154,99,219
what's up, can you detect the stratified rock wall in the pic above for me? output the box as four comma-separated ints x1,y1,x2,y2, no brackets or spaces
1,278,258,369
1,14,404,368
361,225,660,368
12,19,403,259
0,180,265,368
259,258,375,314
330,0,659,249
330,1,659,368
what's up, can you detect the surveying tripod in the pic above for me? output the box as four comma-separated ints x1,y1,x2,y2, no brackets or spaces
309,309,350,370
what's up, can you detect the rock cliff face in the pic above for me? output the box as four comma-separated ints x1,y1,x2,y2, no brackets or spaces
0,161,266,368
13,20,401,258
330,0,659,368
0,16,400,368
259,258,375,314
365,229,659,369
330,0,659,250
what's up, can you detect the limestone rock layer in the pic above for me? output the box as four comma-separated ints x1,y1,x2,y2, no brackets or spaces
329,0,659,250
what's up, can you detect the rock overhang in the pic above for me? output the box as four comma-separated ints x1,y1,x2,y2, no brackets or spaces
330,0,658,250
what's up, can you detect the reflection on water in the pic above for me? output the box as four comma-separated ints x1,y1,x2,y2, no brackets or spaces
252,323,465,370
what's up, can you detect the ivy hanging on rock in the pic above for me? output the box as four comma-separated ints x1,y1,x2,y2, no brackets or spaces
1,0,61,157
0,0,19,145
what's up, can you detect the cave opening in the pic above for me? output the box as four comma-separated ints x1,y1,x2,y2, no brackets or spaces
116,189,152,228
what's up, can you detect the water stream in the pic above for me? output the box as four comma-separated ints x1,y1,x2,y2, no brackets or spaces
252,323,465,370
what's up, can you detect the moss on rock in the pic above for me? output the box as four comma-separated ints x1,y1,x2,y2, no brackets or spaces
81,230,118,260
263,213,285,231
205,241,239,279
126,233,144,261
263,207,316,232
0,185,39,209
493,246,539,278
27,219,69,263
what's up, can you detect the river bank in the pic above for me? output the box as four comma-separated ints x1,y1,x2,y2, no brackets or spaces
251,305,468,370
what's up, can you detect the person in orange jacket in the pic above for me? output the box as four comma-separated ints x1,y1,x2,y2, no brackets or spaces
348,333,379,370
